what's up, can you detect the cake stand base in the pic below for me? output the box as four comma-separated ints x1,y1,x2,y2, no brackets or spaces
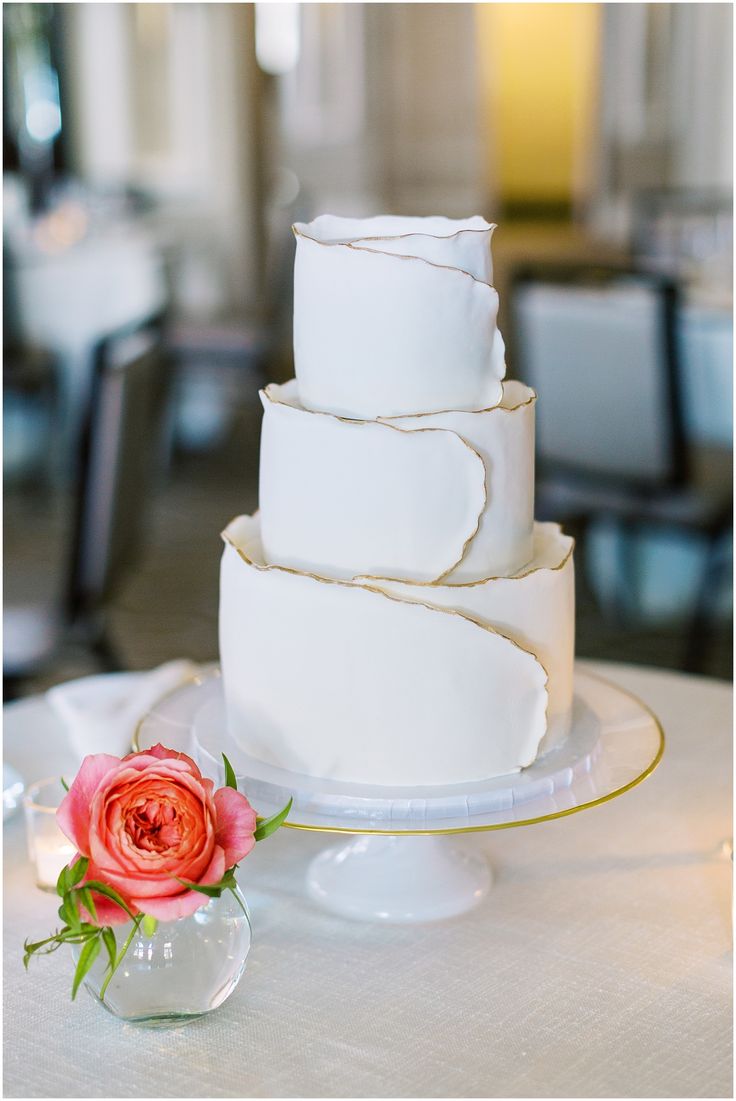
306,835,492,923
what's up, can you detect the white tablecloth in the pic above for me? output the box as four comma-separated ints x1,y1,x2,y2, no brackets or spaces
3,662,732,1098
10,227,167,473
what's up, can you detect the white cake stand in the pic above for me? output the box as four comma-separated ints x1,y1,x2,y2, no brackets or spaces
135,665,664,924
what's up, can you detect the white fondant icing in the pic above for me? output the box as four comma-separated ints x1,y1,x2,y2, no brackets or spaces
383,379,536,580
359,522,575,755
220,514,550,787
258,384,487,582
260,379,534,582
218,210,578,788
293,216,506,418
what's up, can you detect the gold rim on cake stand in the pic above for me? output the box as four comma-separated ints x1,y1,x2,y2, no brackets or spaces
132,666,664,837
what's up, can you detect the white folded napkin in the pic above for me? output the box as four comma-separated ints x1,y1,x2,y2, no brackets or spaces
46,660,200,763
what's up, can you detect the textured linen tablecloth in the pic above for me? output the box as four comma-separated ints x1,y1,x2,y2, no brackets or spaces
3,661,732,1099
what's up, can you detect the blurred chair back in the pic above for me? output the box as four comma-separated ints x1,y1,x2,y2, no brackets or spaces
66,312,170,628
511,266,686,489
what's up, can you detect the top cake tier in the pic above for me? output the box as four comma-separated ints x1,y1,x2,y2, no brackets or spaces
293,214,506,419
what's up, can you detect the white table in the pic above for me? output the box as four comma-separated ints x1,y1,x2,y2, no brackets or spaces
9,226,167,474
3,662,732,1098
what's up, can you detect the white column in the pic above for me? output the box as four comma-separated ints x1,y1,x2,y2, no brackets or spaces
377,3,485,214
64,3,133,186
671,3,733,190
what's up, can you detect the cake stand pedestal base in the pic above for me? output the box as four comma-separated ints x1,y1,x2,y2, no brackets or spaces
306,835,492,923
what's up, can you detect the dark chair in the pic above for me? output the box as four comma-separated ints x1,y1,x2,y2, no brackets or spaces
3,342,60,488
4,312,171,694
510,263,732,673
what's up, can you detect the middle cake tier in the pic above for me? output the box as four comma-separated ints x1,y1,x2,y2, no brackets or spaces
259,379,536,583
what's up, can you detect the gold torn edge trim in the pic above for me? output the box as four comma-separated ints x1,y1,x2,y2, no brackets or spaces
135,667,665,835
261,386,487,582
292,224,499,293
269,378,531,425
378,385,536,422
294,218,496,245
359,526,575,589
221,522,550,738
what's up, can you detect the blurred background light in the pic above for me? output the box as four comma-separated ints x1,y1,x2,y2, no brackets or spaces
24,64,62,144
255,2,300,75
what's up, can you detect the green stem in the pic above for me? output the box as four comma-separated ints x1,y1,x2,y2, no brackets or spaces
99,916,142,1004
228,885,249,921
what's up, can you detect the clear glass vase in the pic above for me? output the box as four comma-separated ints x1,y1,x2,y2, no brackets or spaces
73,887,251,1028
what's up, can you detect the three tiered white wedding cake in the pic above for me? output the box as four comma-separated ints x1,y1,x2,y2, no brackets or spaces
219,216,575,787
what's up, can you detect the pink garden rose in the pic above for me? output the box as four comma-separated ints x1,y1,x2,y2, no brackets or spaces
57,744,257,925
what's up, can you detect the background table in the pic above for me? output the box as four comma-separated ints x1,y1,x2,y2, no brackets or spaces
3,661,732,1099
8,223,167,477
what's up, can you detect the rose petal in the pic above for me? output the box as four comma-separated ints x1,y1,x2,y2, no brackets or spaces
123,743,202,779
56,754,121,854
214,788,257,867
88,767,216,879
86,857,208,900
62,745,233,921
130,845,227,921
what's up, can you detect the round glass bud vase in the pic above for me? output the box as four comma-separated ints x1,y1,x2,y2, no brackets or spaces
73,887,251,1027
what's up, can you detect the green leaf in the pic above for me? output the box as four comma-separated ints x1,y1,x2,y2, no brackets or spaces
67,893,81,931
141,914,158,938
174,879,223,898
254,797,292,842
76,886,97,923
24,929,69,955
55,855,85,899
23,933,58,969
71,935,101,1001
23,926,99,968
58,895,81,933
24,940,62,967
222,753,238,791
56,865,70,899
175,866,239,897
83,881,136,920
67,856,89,888
59,924,98,940
101,927,117,974
60,776,69,792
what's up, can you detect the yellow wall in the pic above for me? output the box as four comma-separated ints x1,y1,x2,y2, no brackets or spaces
476,3,600,205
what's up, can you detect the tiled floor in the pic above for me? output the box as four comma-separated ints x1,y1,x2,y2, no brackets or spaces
4,384,731,699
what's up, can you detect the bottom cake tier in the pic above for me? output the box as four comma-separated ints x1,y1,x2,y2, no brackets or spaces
219,515,575,787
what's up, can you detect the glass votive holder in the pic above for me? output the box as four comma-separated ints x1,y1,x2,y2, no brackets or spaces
24,778,76,892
